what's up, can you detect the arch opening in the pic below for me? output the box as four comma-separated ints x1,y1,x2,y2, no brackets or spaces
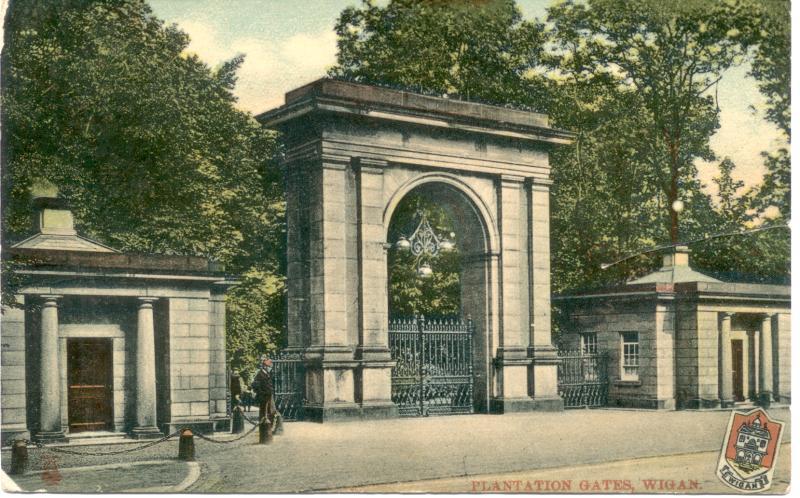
385,181,492,415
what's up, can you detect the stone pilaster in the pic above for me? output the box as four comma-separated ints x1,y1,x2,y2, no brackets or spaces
131,297,162,438
775,312,791,404
759,314,774,406
354,158,397,420
526,178,562,411
491,175,532,413
34,295,67,443
304,154,359,421
719,312,734,407
285,160,311,351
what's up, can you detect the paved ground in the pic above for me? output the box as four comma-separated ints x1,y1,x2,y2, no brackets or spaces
6,460,196,493
1,407,791,493
336,444,791,494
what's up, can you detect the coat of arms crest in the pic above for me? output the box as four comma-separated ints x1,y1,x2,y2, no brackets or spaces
716,408,784,492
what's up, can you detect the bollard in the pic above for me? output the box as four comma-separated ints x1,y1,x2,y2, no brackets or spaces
10,440,28,475
231,407,244,434
258,420,273,445
178,429,195,461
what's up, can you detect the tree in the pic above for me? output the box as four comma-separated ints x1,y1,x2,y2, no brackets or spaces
741,0,790,219
546,0,753,243
689,158,789,282
2,0,285,370
387,192,461,317
330,0,546,106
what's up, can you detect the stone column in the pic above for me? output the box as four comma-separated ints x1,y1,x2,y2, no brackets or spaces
719,312,733,407
35,295,67,443
526,178,562,411
132,297,161,438
355,159,396,419
759,314,773,405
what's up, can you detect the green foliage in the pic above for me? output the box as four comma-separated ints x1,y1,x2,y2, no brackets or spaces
546,0,752,243
689,158,789,282
388,193,461,317
330,0,547,106
330,0,789,298
225,269,285,372
2,0,286,356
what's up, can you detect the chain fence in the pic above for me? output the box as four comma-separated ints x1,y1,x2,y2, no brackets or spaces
17,406,274,458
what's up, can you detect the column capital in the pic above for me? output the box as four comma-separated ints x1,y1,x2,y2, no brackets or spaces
320,153,351,170
719,311,732,320
137,297,159,306
761,313,775,321
499,174,525,185
40,294,62,303
355,157,388,173
525,177,554,189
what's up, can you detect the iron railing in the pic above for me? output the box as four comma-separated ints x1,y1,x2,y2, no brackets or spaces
389,316,474,417
271,351,305,421
557,349,609,408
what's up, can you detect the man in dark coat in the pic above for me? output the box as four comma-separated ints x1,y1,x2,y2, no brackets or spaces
251,355,281,433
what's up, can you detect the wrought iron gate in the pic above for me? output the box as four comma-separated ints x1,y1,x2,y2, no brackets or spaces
272,351,305,421
389,316,474,417
557,350,609,408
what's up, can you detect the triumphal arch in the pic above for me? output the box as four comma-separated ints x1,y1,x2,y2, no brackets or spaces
258,79,572,421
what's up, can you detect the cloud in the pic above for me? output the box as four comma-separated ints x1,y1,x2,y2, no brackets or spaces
175,18,337,114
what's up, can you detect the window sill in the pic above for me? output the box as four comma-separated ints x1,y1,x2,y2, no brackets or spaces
614,380,642,387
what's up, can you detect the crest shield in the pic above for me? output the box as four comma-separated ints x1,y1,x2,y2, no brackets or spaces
716,408,784,493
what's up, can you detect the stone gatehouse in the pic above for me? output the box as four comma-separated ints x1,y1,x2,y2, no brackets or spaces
555,247,790,410
1,197,232,445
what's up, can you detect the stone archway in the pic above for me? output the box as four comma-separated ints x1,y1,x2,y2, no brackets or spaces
259,78,571,421
384,179,493,414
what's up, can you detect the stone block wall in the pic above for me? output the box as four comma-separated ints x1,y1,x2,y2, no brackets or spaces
559,297,674,409
168,297,211,422
1,301,29,445
775,312,791,403
208,289,228,429
674,301,700,408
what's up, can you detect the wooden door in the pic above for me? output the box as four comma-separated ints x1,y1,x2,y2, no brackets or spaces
67,339,113,432
731,340,744,402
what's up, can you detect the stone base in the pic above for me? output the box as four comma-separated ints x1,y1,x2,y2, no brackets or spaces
679,398,721,410
1,427,31,447
360,402,399,420
757,392,772,409
304,402,363,422
130,426,163,439
720,399,736,409
490,396,563,413
212,417,231,432
33,430,69,444
161,420,216,435
610,397,676,410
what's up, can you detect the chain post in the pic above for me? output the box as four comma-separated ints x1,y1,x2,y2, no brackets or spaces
231,405,244,434
259,419,273,444
178,429,195,461
10,440,28,475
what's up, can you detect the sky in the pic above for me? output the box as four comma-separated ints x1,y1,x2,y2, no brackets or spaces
148,0,785,195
